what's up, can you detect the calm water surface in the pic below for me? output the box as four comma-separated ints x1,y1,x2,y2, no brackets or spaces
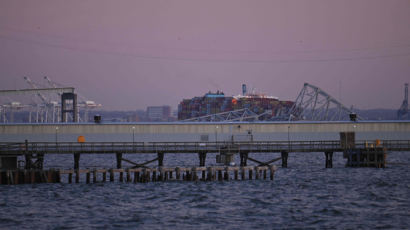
1,152,409,229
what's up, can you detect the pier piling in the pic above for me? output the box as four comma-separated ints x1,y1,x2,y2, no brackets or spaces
198,152,207,166
157,152,164,167
325,152,333,168
281,151,288,168
74,153,80,169
1,166,277,184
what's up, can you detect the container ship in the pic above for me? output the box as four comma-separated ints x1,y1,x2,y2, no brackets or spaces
178,84,294,120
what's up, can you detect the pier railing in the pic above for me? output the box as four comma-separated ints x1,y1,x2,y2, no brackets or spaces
1,140,409,155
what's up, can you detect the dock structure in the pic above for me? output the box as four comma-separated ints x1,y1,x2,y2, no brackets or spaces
1,139,409,168
1,121,410,184
0,165,277,185
0,139,409,184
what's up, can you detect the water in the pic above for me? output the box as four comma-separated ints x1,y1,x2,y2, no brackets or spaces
1,152,410,229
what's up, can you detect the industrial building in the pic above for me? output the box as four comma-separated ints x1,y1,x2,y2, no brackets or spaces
146,106,172,121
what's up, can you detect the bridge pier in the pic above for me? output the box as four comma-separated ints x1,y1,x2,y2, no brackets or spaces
281,151,288,168
324,151,333,168
116,153,122,169
74,153,80,169
157,152,164,167
24,140,32,169
25,154,32,169
240,152,248,166
198,152,207,166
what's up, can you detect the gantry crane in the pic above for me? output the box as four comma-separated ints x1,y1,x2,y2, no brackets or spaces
44,76,101,122
0,87,75,123
24,76,57,122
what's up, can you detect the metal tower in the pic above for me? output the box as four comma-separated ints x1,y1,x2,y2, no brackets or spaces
397,83,409,120
287,83,361,121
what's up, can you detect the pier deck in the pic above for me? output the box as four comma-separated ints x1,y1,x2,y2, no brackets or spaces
1,140,409,184
1,140,410,155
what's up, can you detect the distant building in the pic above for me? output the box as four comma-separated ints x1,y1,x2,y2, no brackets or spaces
146,106,171,121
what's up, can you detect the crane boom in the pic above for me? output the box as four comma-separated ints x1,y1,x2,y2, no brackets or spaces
23,76,48,104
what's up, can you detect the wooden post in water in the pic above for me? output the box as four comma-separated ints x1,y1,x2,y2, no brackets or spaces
46,169,52,183
55,170,61,183
126,169,131,182
240,152,248,166
31,170,36,184
198,152,207,167
269,166,275,180
324,152,333,168
86,171,90,184
146,169,151,182
116,153,122,169
24,170,30,184
140,169,146,183
7,170,12,185
248,168,253,180
25,155,32,170
241,167,245,180
134,171,140,183
153,170,158,182
281,151,288,168
119,170,124,182
176,167,181,180
202,170,206,181
165,171,169,181
109,169,114,182
234,169,238,180
75,169,80,183
93,169,97,183
102,171,107,182
192,167,198,181
207,167,213,181
68,171,72,183
255,167,260,180
157,152,164,167
74,153,80,170
13,170,19,184
224,167,229,181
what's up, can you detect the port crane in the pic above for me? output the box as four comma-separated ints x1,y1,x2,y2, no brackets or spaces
0,87,75,123
44,76,101,122
24,76,61,122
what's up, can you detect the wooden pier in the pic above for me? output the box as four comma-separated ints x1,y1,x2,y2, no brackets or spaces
0,165,276,185
1,139,409,169
1,135,410,185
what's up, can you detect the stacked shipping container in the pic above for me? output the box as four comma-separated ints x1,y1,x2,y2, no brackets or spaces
178,91,294,120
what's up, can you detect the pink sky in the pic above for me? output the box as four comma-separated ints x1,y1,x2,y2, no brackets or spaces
0,0,410,110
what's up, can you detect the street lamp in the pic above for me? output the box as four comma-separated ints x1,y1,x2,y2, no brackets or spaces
132,126,135,144
55,126,59,144
215,125,219,144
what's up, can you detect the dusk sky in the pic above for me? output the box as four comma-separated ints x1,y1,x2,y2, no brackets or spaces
1,0,410,111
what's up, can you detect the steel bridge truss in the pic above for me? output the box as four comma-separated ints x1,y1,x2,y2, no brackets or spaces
287,83,362,121
182,108,270,122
